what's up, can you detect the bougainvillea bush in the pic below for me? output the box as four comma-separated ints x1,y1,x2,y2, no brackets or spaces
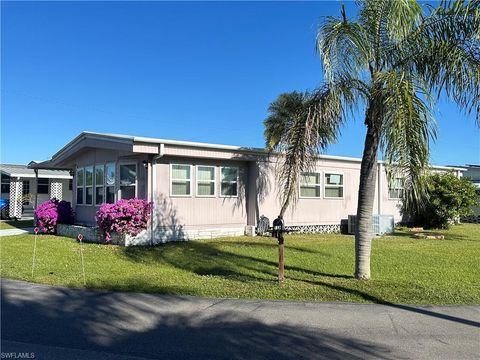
57,200,75,225
34,199,74,234
96,198,152,241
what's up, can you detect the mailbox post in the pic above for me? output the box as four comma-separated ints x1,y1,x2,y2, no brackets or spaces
272,215,285,282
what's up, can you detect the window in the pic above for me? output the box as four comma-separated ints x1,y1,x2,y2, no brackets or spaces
22,180,30,204
37,178,49,194
389,177,404,199
85,167,93,205
95,165,105,205
68,179,73,191
300,172,321,198
76,168,84,205
171,164,191,196
196,166,215,197
1,174,10,194
324,173,344,198
120,164,136,199
220,167,238,197
105,163,115,203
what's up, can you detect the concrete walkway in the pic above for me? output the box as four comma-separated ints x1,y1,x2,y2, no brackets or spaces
1,279,479,360
0,227,34,236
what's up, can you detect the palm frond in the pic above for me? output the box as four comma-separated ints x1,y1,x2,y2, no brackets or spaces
317,12,371,81
388,0,480,122
377,71,437,208
264,80,368,215
358,0,422,71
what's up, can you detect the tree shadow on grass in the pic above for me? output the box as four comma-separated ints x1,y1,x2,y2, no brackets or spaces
119,240,352,281
290,276,480,328
1,279,399,360
209,239,330,255
117,241,480,329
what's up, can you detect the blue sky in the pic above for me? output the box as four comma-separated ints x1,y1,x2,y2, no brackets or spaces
1,1,478,166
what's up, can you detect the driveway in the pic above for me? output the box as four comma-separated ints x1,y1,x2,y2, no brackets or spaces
1,279,479,359
0,227,34,236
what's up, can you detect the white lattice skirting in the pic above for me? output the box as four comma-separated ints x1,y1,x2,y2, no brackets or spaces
284,224,342,234
50,182,63,200
9,180,23,218
461,215,480,224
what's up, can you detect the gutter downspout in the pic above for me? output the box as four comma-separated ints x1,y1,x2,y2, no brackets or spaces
150,143,165,246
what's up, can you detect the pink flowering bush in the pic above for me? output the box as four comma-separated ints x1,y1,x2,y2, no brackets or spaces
35,199,74,234
96,198,152,241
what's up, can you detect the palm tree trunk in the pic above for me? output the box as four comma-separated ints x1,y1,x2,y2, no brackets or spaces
279,192,291,218
355,122,379,280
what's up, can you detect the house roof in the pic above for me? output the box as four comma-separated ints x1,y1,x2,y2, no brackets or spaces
29,131,467,172
0,164,72,179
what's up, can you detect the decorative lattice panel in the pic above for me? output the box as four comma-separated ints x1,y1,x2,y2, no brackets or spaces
284,224,342,234
9,180,23,218
260,224,342,236
50,181,62,200
461,215,480,224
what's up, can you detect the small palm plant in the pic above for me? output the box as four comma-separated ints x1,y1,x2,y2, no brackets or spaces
265,0,479,279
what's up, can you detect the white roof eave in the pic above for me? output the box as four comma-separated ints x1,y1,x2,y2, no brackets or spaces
32,131,468,173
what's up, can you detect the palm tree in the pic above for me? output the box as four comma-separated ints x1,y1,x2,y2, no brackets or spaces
264,91,343,281
264,0,479,280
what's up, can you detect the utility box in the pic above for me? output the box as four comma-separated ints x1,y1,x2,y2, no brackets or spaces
347,215,394,235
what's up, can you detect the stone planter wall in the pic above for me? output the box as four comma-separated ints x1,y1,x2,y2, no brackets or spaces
57,223,103,243
57,223,126,246
57,224,248,246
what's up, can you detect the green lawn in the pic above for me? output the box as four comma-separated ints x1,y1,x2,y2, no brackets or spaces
1,224,479,304
0,219,34,230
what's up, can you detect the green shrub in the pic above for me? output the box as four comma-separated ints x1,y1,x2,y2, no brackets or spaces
402,172,479,229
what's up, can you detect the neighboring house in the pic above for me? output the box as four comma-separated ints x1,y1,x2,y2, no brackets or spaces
462,164,480,189
0,164,72,218
461,164,480,218
29,132,465,242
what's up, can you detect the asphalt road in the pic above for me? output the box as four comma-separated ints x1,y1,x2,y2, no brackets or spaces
1,279,479,359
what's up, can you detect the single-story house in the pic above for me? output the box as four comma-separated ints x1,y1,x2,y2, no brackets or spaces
460,164,480,220
29,131,465,243
462,164,480,189
1,164,72,218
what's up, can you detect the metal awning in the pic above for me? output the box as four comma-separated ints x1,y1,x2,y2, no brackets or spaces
1,163,72,179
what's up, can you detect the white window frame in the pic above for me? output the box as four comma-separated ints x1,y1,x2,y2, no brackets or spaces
196,165,216,197
84,166,94,205
299,171,321,199
94,164,105,206
388,176,404,200
324,171,344,199
219,166,239,198
119,162,138,200
170,164,193,197
1,174,11,194
105,162,116,204
76,167,85,206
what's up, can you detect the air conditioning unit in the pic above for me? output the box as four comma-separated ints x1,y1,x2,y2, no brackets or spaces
347,215,394,235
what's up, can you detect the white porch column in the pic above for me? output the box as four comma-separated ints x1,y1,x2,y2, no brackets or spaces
9,178,23,218
50,181,63,200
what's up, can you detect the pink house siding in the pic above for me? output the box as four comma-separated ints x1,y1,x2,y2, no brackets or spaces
152,158,248,231
254,158,365,226
30,132,466,243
